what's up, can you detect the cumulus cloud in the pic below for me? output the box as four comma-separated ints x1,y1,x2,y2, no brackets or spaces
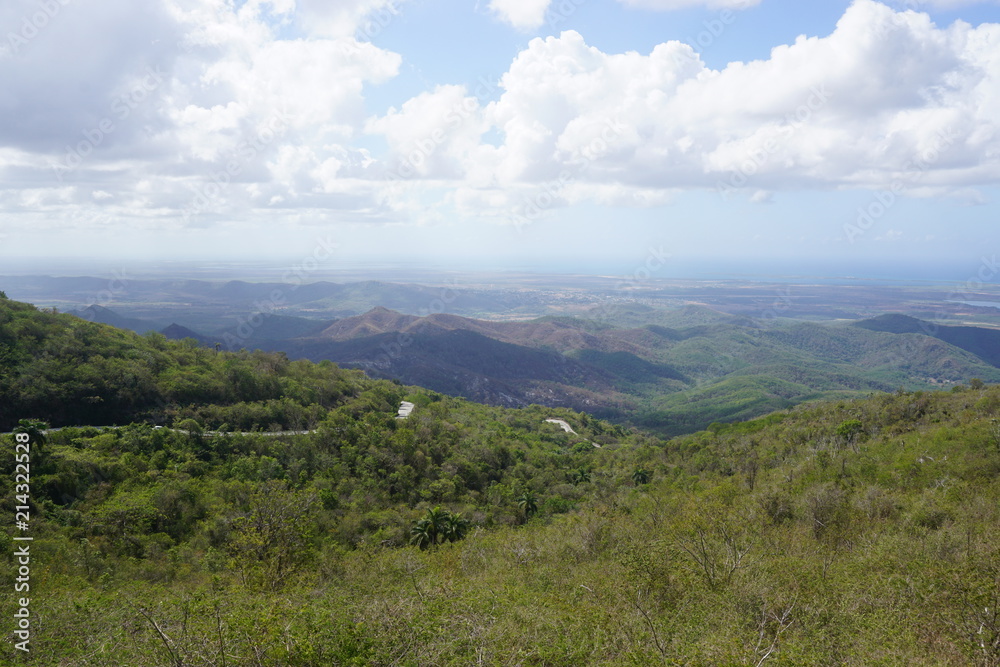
488,0,553,31
0,0,178,152
367,85,490,180
1,0,999,236
617,0,760,9
294,0,404,39
0,0,402,230
907,0,1000,9
437,0,1000,220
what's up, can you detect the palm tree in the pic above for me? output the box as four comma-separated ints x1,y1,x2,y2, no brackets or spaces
516,491,538,518
632,468,651,485
442,513,470,543
569,467,591,486
412,508,471,548
15,419,49,445
425,506,449,545
410,518,433,549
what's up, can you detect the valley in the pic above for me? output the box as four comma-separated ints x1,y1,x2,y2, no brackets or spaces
8,1,1000,662
1,291,999,664
6,272,1000,436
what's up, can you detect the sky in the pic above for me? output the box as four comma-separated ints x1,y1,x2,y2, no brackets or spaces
1,0,999,278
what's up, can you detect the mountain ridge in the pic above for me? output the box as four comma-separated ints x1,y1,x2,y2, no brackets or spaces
36,297,1000,435
855,313,1000,367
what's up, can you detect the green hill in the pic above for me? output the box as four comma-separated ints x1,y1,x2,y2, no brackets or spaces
161,306,1000,435
45,295,1000,437
856,313,1000,367
0,295,373,431
2,292,1000,664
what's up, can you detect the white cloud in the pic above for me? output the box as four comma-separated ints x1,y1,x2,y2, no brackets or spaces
367,85,489,179
294,0,404,39
903,0,1000,8
1,0,999,240
0,0,403,230
617,0,760,10
0,0,178,152
488,0,553,31
431,0,1000,220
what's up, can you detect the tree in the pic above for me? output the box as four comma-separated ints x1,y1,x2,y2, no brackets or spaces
568,467,591,486
517,491,538,518
835,419,864,449
175,418,203,435
740,451,760,491
424,506,449,544
410,518,433,549
14,418,49,445
410,507,469,549
88,488,168,558
632,468,651,486
675,505,759,589
226,481,318,589
442,513,470,543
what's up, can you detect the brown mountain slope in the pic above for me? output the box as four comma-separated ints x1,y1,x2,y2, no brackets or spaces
319,307,420,339
318,308,648,356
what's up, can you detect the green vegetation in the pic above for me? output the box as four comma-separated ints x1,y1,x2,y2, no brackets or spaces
0,297,372,432
3,297,1000,664
856,312,1000,367
276,305,1000,437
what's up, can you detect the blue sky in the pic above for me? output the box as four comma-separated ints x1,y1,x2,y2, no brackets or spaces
1,0,999,278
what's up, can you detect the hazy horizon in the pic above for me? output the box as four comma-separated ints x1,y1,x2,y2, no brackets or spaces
3,255,998,288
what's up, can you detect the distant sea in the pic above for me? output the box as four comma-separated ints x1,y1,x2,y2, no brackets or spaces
574,258,1000,285
3,256,997,287
948,300,1000,310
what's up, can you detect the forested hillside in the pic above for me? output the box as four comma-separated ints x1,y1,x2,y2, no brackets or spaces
274,306,1000,435
0,295,376,432
1,294,1000,664
856,313,1000,367
36,292,1000,436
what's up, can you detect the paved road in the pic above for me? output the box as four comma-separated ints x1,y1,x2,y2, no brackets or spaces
4,401,418,436
544,418,601,448
2,425,318,438
544,418,577,434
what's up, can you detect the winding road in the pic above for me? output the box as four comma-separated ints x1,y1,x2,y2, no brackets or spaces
544,418,601,448
4,402,418,437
